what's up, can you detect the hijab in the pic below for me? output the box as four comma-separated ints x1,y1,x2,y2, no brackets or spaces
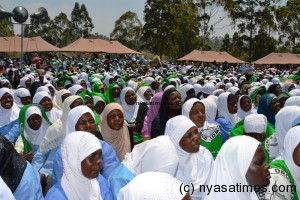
283,126,300,195
0,136,27,193
275,106,300,156
61,131,102,200
0,176,15,200
0,88,20,128
33,91,62,123
65,105,95,135
282,82,294,93
54,89,71,110
120,87,140,123
136,86,151,103
13,88,31,108
100,103,131,161
204,136,260,200
217,92,239,126
141,92,163,138
122,136,179,176
237,95,252,120
118,172,186,200
69,85,84,95
165,115,213,199
257,93,277,126
39,96,83,152
19,105,52,153
284,96,300,107
179,84,194,102
200,98,217,121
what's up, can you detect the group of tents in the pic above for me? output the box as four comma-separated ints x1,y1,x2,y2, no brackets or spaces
1,36,300,65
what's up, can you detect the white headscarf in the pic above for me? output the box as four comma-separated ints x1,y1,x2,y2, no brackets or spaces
120,87,140,123
33,91,62,123
0,88,20,128
103,75,113,87
227,86,240,95
61,131,102,200
284,96,300,107
39,96,82,152
179,84,194,101
201,98,217,121
289,89,300,96
118,172,186,200
93,96,106,106
36,86,51,97
275,106,300,156
237,95,252,120
65,105,95,135
165,115,214,199
127,80,138,91
13,88,31,108
122,135,179,176
54,89,71,110
18,76,30,88
181,98,201,119
244,114,267,134
69,85,84,95
24,105,50,146
0,176,15,200
193,84,202,95
217,92,239,125
204,136,260,200
283,126,300,195
136,86,150,103
202,83,215,95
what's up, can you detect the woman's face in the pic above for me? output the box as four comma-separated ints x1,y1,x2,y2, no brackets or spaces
81,80,87,89
39,97,53,112
81,149,102,179
75,112,96,134
227,96,238,114
25,79,31,88
125,90,137,105
85,96,94,110
27,113,42,130
112,87,121,98
293,144,300,167
143,88,152,101
94,101,106,115
61,93,71,103
179,126,200,153
20,96,32,105
189,103,206,128
1,92,13,109
70,98,84,109
107,109,124,130
269,99,281,113
275,85,282,95
240,96,252,112
245,145,270,187
166,91,182,110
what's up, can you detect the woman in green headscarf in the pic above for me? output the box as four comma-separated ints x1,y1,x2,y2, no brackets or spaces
91,92,107,130
104,83,121,104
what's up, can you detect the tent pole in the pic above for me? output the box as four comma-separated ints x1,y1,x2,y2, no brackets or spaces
20,23,24,73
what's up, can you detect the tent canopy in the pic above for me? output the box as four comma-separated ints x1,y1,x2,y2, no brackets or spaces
0,36,61,52
178,50,244,63
253,53,300,65
60,37,140,54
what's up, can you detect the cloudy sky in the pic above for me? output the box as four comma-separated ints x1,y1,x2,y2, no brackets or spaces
1,0,287,37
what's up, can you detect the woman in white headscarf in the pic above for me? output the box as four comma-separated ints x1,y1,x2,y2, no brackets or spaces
165,115,214,199
13,88,32,108
179,84,195,102
237,95,255,119
136,86,152,104
53,89,71,110
216,92,240,144
266,126,300,200
182,98,222,159
284,96,300,107
200,98,218,121
0,88,20,143
33,91,62,123
118,172,190,200
45,131,108,200
275,106,300,157
108,135,179,199
204,136,271,200
68,84,84,95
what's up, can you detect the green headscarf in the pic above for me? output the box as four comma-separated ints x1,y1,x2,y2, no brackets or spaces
92,82,103,93
19,104,52,154
104,83,120,103
250,86,267,102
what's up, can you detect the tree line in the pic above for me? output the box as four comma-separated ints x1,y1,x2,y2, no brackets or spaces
1,0,300,62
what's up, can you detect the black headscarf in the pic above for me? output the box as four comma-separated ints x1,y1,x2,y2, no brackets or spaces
267,84,280,96
0,136,27,192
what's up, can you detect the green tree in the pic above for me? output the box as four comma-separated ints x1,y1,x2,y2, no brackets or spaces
0,19,13,36
70,2,94,41
142,0,200,58
220,0,277,62
252,29,277,60
220,34,231,51
110,11,143,50
276,0,300,53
